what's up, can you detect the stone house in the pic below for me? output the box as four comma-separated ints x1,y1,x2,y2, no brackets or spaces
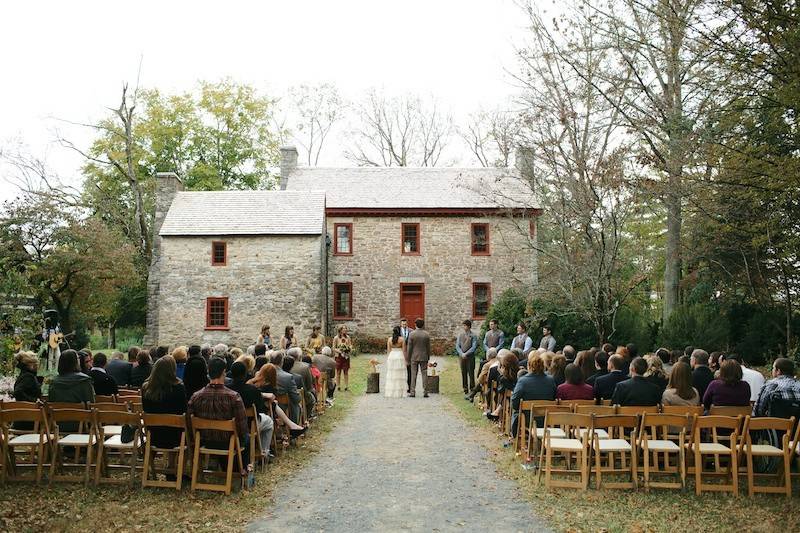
145,147,540,348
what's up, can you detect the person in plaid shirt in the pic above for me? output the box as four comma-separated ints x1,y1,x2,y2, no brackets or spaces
753,358,800,416
188,357,250,465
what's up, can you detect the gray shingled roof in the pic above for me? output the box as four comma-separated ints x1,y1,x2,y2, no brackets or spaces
284,167,538,209
159,190,325,236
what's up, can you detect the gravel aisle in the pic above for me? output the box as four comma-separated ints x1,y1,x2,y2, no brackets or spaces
248,356,550,533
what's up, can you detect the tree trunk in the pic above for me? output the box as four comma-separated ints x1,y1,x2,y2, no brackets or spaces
108,323,117,349
663,189,682,321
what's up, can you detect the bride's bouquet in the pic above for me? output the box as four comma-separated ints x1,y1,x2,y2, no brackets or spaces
427,361,438,376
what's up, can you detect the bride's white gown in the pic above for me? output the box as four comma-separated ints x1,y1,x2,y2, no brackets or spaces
385,347,407,398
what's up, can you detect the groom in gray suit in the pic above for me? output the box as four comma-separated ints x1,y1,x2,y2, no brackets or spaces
406,318,431,398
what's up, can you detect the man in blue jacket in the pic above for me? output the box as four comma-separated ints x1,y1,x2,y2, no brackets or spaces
456,320,478,394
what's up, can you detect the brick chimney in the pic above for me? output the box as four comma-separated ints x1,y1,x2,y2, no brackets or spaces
144,171,183,346
279,146,298,190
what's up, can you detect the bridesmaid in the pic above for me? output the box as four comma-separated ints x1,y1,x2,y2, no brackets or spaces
332,325,353,391
305,325,324,356
257,324,273,349
280,326,298,350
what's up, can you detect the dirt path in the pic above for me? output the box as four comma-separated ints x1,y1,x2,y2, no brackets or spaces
248,356,550,533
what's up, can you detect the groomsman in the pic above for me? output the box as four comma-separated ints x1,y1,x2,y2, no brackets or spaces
482,319,505,352
539,325,557,352
511,323,533,356
400,318,412,393
456,320,478,394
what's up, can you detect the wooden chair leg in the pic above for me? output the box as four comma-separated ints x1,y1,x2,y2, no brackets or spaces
731,452,738,496
191,438,200,492
694,450,702,495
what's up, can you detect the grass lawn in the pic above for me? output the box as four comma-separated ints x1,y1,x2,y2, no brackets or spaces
440,356,800,533
0,357,371,533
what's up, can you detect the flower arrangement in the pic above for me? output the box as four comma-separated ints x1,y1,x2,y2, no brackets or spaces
427,361,438,376
368,358,379,373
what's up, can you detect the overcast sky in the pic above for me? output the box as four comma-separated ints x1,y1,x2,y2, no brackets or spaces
0,0,540,202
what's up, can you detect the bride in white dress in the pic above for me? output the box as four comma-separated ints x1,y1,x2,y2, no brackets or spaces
385,326,407,398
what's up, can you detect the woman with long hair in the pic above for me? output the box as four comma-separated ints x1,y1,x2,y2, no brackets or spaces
129,349,153,388
141,355,187,449
661,362,700,406
332,325,353,391
385,326,406,398
575,351,596,383
549,353,567,386
556,363,594,400
305,325,324,356
644,354,668,393
248,363,306,432
257,324,273,349
702,359,750,410
280,326,298,350
487,350,519,421
48,349,95,404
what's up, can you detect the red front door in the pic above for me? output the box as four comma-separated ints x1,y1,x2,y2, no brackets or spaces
400,283,425,326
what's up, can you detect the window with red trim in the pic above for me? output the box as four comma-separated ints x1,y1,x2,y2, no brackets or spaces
401,223,420,255
333,283,353,319
472,283,491,319
334,223,353,255
206,297,229,329
211,241,227,266
471,223,490,255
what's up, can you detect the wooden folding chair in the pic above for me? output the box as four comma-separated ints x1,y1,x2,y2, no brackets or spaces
266,401,280,457
661,405,704,416
316,375,328,415
639,413,693,491
591,414,640,489
94,410,142,485
95,395,117,403
515,400,556,455
245,405,266,470
575,405,617,441
527,404,572,464
142,413,190,490
1,407,52,484
47,407,97,485
299,388,308,427
690,415,742,495
560,399,596,410
190,416,244,495
708,406,749,471
738,416,796,497
616,405,660,416
500,390,513,435
537,412,593,490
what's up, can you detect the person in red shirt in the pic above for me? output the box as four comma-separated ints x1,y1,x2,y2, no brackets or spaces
556,363,594,400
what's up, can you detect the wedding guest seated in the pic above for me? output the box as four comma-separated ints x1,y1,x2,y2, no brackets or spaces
281,354,304,392
288,347,317,413
248,363,306,436
643,354,668,393
148,347,158,365
48,350,95,404
486,350,519,421
511,353,556,435
615,345,631,375
228,361,274,460
234,354,256,379
575,350,596,383
155,345,169,361
312,346,336,400
593,354,627,401
129,349,153,388
548,353,567,386
302,354,321,397
725,353,764,403
586,351,608,386
656,348,672,375
183,345,209,399
78,350,93,374
691,349,715,399
753,358,800,417
106,351,132,388
611,356,661,406
141,355,187,449
254,356,268,374
89,352,119,396
661,361,700,406
188,357,250,468
13,351,41,402
556,364,594,400
200,344,213,361
563,345,576,364
702,359,750,411
465,348,498,402
709,351,724,376
213,343,229,360
127,345,140,364
271,351,302,423
172,346,188,380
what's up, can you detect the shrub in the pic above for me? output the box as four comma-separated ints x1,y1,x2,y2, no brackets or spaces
481,288,530,346
658,303,728,352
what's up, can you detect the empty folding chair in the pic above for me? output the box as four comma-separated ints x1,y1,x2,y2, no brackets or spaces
537,412,593,490
1,407,52,484
47,406,97,486
575,405,617,441
639,413,693,491
94,410,143,485
190,416,244,495
591,414,640,489
526,404,571,465
738,416,796,497
142,413,190,490
690,415,742,496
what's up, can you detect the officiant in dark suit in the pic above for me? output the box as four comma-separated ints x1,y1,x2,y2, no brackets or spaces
400,318,412,393
406,318,431,398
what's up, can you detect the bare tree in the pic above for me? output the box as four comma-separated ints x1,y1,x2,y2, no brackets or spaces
289,83,344,166
344,89,452,167
460,107,524,167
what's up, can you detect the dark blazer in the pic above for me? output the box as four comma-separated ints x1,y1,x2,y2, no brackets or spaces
89,368,119,396
106,359,132,387
228,380,267,415
13,368,41,402
129,363,152,388
142,382,187,448
183,356,209,399
646,374,668,394
586,369,607,386
275,368,301,422
611,376,662,406
593,370,628,400
407,328,432,362
692,366,715,400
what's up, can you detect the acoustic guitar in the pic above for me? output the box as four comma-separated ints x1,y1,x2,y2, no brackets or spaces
48,331,64,349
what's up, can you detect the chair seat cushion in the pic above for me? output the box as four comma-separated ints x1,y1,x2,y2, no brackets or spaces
58,433,95,446
643,439,679,452
534,428,566,439
742,444,784,456
8,433,49,446
596,439,632,452
687,442,730,453
103,435,141,448
102,425,123,436
547,438,584,451
578,428,610,439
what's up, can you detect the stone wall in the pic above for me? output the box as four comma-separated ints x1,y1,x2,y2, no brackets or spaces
155,234,325,348
327,215,538,341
